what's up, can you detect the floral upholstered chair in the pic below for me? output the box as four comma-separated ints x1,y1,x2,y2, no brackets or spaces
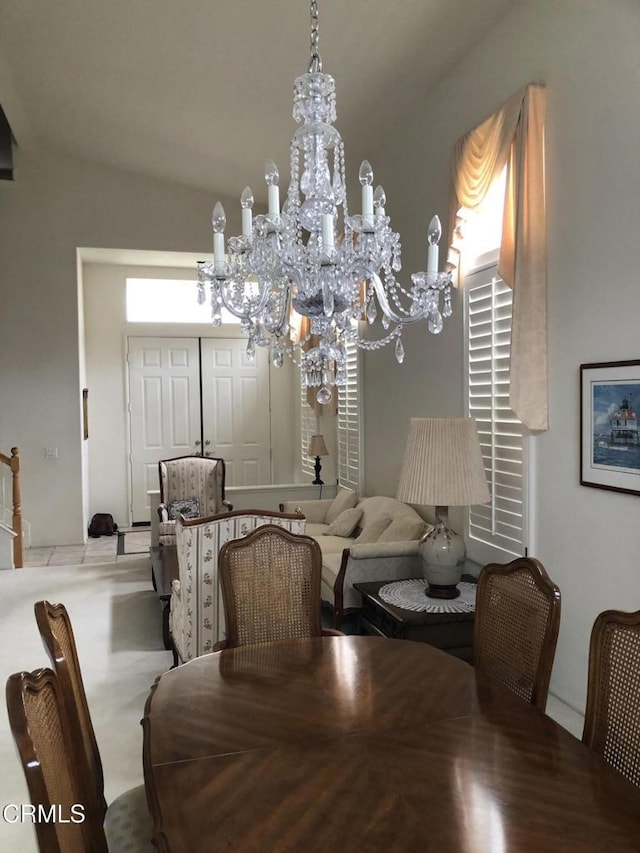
169,509,306,663
157,455,232,547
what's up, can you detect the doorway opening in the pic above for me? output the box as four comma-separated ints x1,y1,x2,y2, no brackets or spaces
80,249,297,530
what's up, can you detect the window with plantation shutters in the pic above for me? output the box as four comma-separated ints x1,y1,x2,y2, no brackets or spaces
464,260,528,564
337,334,362,492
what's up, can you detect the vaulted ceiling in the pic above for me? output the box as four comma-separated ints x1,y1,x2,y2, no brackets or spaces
0,0,513,201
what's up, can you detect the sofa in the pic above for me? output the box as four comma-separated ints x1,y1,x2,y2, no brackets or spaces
281,489,431,627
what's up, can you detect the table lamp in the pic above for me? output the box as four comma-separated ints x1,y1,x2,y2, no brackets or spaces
307,434,329,485
396,418,489,599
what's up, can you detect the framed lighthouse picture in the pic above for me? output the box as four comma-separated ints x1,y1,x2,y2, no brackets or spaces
580,359,640,496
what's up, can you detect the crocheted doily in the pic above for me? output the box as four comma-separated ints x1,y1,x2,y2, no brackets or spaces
379,579,476,613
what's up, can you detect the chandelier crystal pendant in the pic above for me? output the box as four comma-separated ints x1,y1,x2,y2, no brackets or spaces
197,0,453,405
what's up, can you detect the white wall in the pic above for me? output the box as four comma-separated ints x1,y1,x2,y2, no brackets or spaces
362,0,640,711
0,146,240,546
83,261,296,528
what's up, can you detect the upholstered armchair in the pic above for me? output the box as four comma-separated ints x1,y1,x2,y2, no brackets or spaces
157,455,232,547
169,509,306,663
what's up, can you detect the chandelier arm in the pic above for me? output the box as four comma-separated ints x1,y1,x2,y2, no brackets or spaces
369,273,453,325
264,280,294,335
368,274,426,326
215,277,272,321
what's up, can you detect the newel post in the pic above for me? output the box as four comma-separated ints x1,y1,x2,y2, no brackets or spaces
10,447,22,568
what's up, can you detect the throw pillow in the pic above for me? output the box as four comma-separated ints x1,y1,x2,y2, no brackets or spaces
167,498,201,520
326,507,363,537
355,516,392,544
325,488,359,524
378,516,428,543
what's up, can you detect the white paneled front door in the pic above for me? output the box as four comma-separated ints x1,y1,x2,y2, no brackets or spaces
127,336,272,523
200,339,271,486
127,337,202,523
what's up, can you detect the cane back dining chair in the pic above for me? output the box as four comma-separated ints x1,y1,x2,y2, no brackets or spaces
6,667,101,852
33,600,153,851
473,556,561,711
6,666,152,853
157,454,232,547
582,609,640,787
170,510,308,662
218,523,343,648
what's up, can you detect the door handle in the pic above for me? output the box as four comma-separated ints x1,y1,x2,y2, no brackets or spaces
205,440,211,446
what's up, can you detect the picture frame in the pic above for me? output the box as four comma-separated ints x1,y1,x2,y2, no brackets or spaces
580,360,640,496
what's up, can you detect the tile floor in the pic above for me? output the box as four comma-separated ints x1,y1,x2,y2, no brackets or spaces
22,527,151,566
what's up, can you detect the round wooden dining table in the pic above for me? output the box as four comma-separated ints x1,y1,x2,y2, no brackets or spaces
142,635,640,852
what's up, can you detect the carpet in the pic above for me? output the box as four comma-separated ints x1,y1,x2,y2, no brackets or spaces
0,557,172,853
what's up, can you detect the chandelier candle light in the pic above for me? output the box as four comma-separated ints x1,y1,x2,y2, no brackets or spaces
197,0,453,405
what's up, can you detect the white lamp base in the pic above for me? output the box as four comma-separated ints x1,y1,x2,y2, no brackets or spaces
418,506,465,599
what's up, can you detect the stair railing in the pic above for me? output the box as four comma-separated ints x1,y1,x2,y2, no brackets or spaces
0,447,22,568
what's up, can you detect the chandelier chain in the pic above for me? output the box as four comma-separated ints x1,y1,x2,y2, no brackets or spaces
309,0,321,70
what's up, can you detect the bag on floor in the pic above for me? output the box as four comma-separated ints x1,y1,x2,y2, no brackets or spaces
88,513,118,538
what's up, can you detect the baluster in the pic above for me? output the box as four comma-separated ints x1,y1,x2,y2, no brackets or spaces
10,447,22,568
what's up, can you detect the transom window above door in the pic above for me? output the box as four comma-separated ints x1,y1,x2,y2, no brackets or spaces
126,278,237,324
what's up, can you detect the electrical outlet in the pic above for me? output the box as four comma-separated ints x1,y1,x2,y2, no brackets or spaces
44,447,59,459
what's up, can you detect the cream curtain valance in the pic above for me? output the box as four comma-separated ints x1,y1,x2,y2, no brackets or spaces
448,84,548,432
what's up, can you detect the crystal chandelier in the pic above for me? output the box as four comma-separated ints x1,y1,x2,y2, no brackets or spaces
197,0,452,405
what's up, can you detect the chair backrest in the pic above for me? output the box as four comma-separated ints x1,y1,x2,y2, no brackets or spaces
219,524,323,647
6,667,105,853
473,557,561,710
582,609,640,787
159,454,226,517
34,601,106,821
174,509,306,658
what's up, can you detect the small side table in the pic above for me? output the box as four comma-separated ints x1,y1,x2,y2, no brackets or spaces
354,572,478,661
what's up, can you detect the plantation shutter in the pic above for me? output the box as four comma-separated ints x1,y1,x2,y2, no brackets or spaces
337,336,362,492
465,264,527,561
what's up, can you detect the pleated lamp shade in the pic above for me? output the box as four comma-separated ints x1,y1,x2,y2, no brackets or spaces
396,418,489,507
